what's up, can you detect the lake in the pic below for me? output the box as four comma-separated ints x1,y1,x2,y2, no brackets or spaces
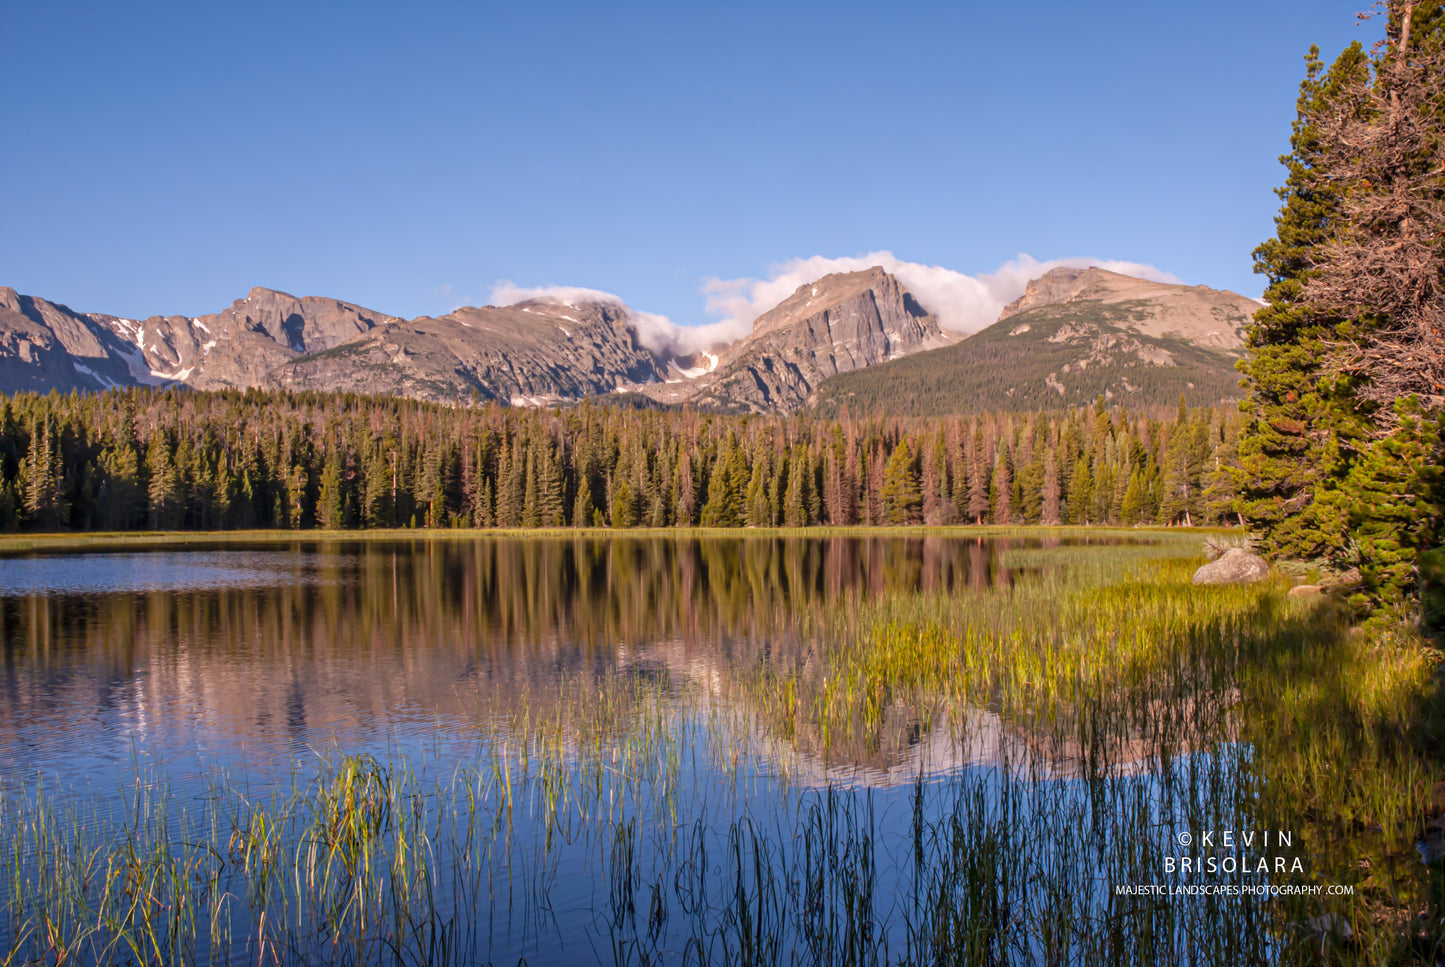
0,535,1044,788
0,533,1429,964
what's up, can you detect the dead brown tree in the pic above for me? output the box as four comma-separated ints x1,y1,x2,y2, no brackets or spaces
1304,0,1445,424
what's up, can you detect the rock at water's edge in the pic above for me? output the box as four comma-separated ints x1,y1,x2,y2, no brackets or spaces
1192,547,1270,585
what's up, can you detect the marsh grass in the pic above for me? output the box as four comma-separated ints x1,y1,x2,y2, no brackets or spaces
2,531,1442,964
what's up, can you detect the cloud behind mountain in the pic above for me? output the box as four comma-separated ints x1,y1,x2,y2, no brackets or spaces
701,252,1181,337
492,253,1182,355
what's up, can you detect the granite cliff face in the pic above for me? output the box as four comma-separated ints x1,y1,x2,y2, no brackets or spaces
645,267,951,412
181,288,402,390
273,299,667,404
0,287,147,392
0,286,401,393
0,287,661,404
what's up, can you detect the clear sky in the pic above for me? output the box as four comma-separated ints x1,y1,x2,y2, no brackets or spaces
1,1,1369,330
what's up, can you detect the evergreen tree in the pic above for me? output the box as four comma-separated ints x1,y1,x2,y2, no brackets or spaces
610,476,637,527
967,426,989,525
1236,41,1371,559
1342,400,1445,613
318,448,346,530
0,387,1255,540
700,443,738,527
880,439,921,525
784,450,808,527
990,450,1012,525
745,451,772,527
145,429,183,530
823,443,845,525
572,474,594,528
99,438,145,530
843,428,861,525
1041,446,1062,525
1300,1,1445,415
496,440,523,527
1066,455,1091,524
1017,446,1045,524
1121,471,1145,525
674,450,696,526
22,417,63,529
921,432,948,525
521,446,540,528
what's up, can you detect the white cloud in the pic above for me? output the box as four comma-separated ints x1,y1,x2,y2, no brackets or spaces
489,281,726,357
703,252,1180,336
489,282,627,309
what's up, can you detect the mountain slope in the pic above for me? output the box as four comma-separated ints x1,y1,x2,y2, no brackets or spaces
0,287,662,405
999,266,1256,348
642,266,952,412
0,287,223,391
0,285,401,393
273,299,667,404
0,287,149,392
180,288,402,390
811,269,1259,416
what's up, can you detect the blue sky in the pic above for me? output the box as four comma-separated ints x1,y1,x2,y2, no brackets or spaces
2,1,1368,331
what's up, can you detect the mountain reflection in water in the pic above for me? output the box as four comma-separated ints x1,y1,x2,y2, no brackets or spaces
0,535,1120,790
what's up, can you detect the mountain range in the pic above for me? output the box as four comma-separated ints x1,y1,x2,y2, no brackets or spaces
0,265,1260,413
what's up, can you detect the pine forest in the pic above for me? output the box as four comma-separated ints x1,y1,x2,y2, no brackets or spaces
0,389,1241,535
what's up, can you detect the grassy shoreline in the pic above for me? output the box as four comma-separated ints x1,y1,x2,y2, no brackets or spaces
0,523,1237,554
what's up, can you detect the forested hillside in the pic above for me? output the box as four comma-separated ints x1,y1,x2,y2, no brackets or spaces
0,388,1241,532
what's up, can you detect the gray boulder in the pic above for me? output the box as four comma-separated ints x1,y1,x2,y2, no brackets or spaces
1192,547,1270,585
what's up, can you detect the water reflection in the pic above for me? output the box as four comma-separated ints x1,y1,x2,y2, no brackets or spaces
0,550,335,596
0,535,1116,787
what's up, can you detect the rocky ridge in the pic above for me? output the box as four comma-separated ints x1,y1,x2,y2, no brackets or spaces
0,287,664,405
641,267,953,412
273,299,666,404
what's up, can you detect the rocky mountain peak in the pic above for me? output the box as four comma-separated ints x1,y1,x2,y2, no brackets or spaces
998,266,1258,349
243,286,299,304
1001,266,1118,319
644,267,951,412
750,266,898,337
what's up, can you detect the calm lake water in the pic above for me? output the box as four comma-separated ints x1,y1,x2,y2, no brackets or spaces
0,535,1060,789
0,534,1263,965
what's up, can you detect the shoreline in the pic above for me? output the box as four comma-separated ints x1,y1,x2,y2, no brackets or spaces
0,523,1236,554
